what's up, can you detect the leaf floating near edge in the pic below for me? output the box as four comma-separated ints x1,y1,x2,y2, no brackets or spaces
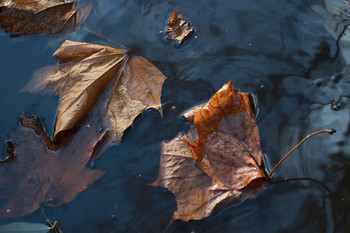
0,0,92,35
0,222,51,233
0,115,105,219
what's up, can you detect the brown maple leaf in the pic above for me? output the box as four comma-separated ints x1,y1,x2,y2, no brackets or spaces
0,0,92,35
153,81,266,222
0,114,105,219
166,11,195,44
23,40,167,144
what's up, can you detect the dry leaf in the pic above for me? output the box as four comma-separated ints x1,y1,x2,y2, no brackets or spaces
0,0,92,35
166,11,195,44
154,81,266,221
26,40,167,144
106,55,166,141
0,114,105,219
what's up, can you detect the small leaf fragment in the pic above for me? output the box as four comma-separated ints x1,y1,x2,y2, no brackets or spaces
166,11,195,44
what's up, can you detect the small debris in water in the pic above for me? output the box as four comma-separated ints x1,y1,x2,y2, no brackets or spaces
331,100,341,111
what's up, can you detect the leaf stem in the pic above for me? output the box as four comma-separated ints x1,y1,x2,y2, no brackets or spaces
49,220,58,230
265,129,336,181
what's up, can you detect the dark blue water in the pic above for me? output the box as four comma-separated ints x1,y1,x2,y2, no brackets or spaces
1,0,350,232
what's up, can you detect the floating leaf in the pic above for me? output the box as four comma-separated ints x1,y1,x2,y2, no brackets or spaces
0,115,105,219
46,40,127,143
166,11,195,44
26,40,167,144
153,81,265,221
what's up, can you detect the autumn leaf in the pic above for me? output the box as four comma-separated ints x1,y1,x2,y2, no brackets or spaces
153,81,266,221
0,114,105,219
0,0,92,35
45,40,127,143
25,40,167,144
166,11,195,44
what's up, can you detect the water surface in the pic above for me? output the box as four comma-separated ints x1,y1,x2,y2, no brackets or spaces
1,0,350,232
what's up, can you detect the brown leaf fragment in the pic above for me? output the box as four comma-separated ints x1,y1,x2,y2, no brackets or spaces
166,11,195,44
154,81,265,221
0,141,15,164
0,115,105,219
19,113,68,150
0,0,92,35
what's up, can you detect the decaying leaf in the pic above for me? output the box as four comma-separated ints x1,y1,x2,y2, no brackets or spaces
0,114,105,219
0,0,92,35
25,40,167,144
153,81,266,221
0,221,51,233
166,11,195,44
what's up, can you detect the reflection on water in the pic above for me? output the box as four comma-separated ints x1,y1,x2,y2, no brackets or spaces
0,0,350,232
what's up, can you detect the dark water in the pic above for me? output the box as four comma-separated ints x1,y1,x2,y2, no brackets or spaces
1,0,350,232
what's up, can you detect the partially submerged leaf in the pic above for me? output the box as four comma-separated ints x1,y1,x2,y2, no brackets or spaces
0,115,105,219
154,81,265,221
28,40,166,144
107,55,166,142
0,0,92,35
0,221,50,233
166,11,195,44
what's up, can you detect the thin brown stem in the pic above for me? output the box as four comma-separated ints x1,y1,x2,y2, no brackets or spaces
176,52,193,76
82,27,129,50
265,128,336,181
